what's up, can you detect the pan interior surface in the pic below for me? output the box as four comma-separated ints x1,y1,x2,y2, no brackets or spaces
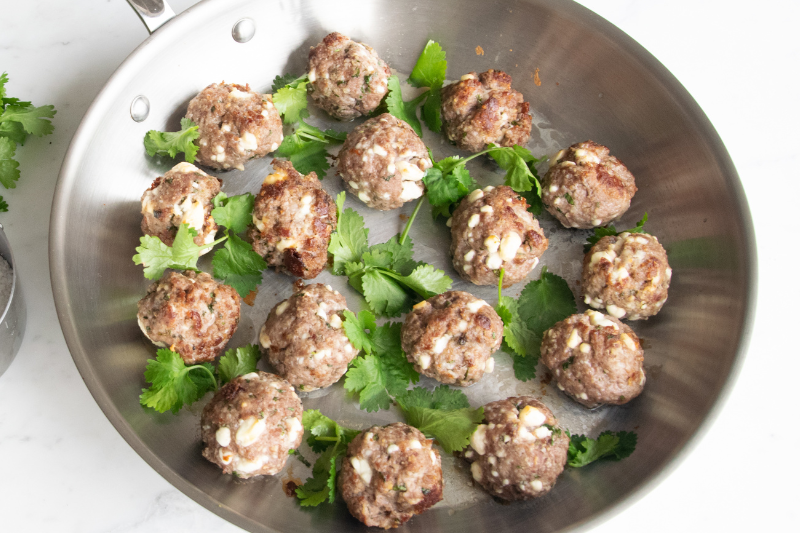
50,0,754,532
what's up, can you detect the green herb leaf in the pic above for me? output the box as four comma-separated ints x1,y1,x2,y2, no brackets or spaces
273,74,310,123
303,409,360,453
217,344,261,385
342,310,378,355
398,402,484,453
0,103,56,137
385,75,425,137
139,348,217,414
211,192,255,234
567,431,638,468
0,137,20,189
0,196,8,212
133,223,221,280
408,40,448,89
584,213,649,253
0,120,27,145
395,385,471,411
422,163,476,217
487,144,542,195
328,205,369,275
272,73,307,92
275,120,345,178
144,117,200,163
212,232,267,297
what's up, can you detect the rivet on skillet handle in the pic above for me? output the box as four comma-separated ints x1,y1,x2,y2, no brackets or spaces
126,0,176,34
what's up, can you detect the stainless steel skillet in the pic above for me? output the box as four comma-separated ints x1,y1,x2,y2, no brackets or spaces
50,0,756,532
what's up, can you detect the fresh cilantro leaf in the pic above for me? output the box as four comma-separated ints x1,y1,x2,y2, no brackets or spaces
584,213,649,253
360,269,414,317
0,103,56,136
366,235,418,275
0,120,27,145
408,40,448,89
423,163,476,218
296,410,359,506
288,448,312,468
421,87,443,133
487,144,542,195
496,294,537,359
0,72,6,100
144,117,200,163
271,73,307,92
273,74,310,123
342,310,378,355
335,190,345,221
344,321,419,411
384,263,453,299
516,266,577,335
328,205,369,275
276,120,346,178
133,224,220,280
212,232,266,297
395,385,471,411
399,404,484,453
216,344,260,385
509,350,539,381
0,196,8,212
0,137,19,189
567,431,638,468
211,192,255,234
139,348,217,414
385,75,426,137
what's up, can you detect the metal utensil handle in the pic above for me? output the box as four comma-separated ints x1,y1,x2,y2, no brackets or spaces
126,0,176,34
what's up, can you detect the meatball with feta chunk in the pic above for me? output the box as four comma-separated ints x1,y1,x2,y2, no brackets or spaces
185,82,283,171
259,282,356,391
540,310,645,408
337,113,431,210
140,162,221,251
583,232,671,320
307,32,391,121
460,397,569,500
200,371,303,479
450,185,548,287
246,160,337,279
542,140,637,229
440,69,532,153
137,270,240,364
339,423,443,529
401,291,503,386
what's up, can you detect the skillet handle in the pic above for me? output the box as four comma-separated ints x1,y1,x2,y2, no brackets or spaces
126,0,176,34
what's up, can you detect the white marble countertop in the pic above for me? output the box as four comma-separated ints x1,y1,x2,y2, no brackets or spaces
1,0,796,531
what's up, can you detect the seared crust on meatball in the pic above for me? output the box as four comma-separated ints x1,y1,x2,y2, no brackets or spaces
247,160,337,279
200,372,303,479
259,282,356,391
137,270,240,364
338,114,431,210
460,397,569,500
450,185,548,287
186,82,283,171
583,232,671,320
307,32,391,121
141,162,221,250
440,70,532,153
540,311,645,408
339,423,443,529
542,140,637,228
401,291,503,386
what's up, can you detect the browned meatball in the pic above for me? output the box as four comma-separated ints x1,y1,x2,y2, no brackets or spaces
259,282,356,391
583,232,671,320
450,185,548,287
186,82,283,171
540,311,645,408
542,141,637,228
337,113,432,210
307,32,391,121
461,397,569,500
401,291,503,386
339,423,443,529
200,371,303,479
440,70,532,153
137,270,240,364
140,162,221,250
246,160,337,279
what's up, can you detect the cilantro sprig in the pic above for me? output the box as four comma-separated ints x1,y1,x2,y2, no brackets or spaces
329,194,452,317
494,267,577,381
272,73,310,124
133,223,224,280
0,72,56,210
584,213,649,253
383,41,446,135
342,310,419,412
294,410,359,506
144,117,200,163
567,430,638,467
275,119,346,179
139,345,260,414
396,386,484,453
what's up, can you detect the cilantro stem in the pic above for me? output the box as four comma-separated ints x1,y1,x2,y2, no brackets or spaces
188,364,218,390
399,196,425,246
